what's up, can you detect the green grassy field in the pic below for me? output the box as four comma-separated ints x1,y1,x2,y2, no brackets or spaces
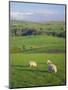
10,21,66,88
10,35,65,53
10,53,65,88
10,35,66,88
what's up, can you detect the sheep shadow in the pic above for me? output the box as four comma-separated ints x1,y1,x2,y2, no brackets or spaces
12,64,48,73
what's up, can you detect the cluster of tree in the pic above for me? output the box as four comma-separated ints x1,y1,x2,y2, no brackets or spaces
10,25,65,38
45,31,66,38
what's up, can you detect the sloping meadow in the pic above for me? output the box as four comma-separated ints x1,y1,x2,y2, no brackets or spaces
10,21,66,88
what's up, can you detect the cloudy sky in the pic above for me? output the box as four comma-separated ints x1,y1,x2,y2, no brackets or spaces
10,2,65,22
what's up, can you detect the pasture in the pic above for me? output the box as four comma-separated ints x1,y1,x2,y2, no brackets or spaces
10,35,66,88
10,21,66,88
10,53,65,88
10,35,65,53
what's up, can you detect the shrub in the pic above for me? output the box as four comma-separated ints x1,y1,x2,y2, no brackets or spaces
10,47,22,53
22,45,25,50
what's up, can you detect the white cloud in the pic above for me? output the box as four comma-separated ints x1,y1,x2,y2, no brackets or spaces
11,9,57,16
35,9,58,16
10,11,34,20
10,9,58,21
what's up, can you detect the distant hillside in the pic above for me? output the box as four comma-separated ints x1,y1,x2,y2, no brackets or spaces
10,20,65,38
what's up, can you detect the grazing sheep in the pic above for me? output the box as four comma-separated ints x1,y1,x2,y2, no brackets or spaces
28,61,37,67
47,60,57,73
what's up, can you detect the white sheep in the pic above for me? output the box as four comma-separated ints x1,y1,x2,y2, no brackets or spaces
28,61,37,67
47,60,57,73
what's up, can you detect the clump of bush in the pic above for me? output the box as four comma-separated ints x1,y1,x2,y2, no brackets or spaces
22,45,26,50
10,24,65,38
10,47,22,53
